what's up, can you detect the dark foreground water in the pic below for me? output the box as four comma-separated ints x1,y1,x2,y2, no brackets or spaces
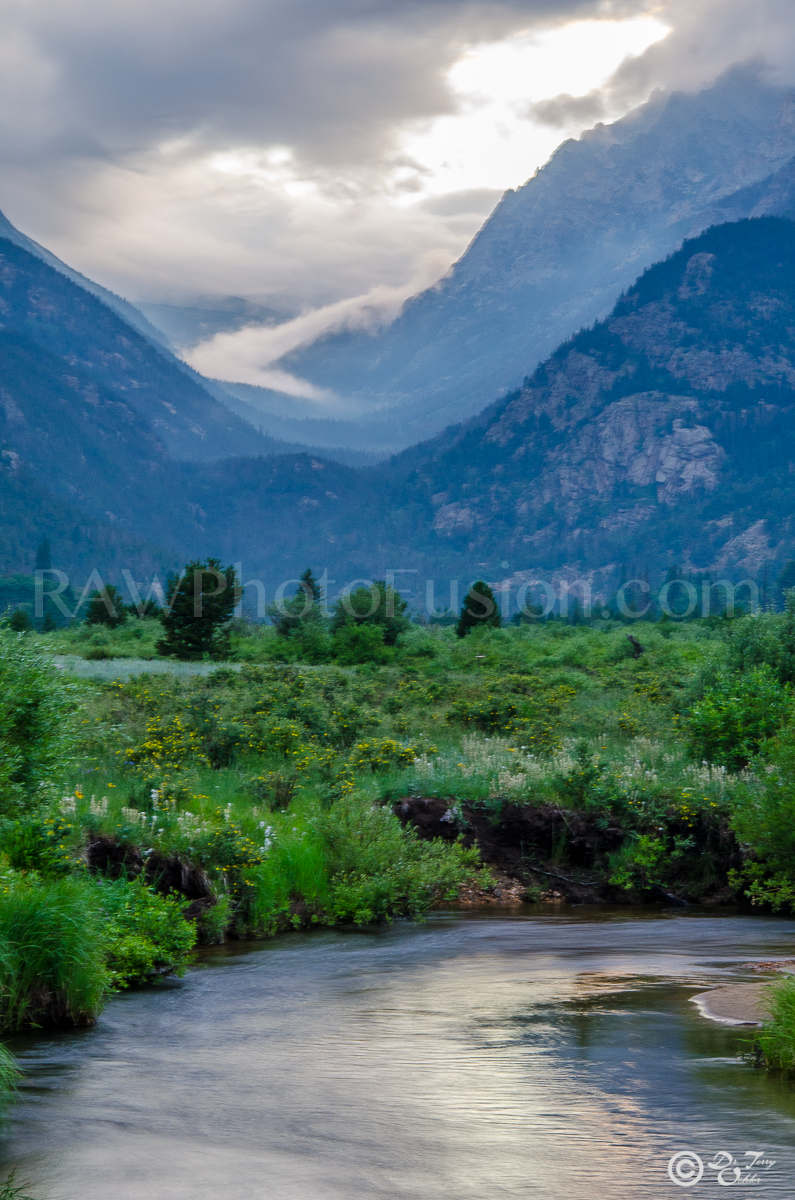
3,910,795,1200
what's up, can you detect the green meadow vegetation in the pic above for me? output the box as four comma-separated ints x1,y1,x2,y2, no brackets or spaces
4,583,795,1089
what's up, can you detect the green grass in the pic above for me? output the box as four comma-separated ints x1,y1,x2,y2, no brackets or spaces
0,1043,18,1109
4,612,795,1067
0,1174,36,1200
0,875,108,1032
757,977,795,1072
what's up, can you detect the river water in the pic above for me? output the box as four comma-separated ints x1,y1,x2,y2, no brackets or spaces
2,909,795,1200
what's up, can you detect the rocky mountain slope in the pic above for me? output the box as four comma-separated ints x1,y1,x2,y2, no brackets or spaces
0,207,169,349
2,217,794,594
386,217,795,587
0,235,356,576
268,69,795,452
0,237,297,465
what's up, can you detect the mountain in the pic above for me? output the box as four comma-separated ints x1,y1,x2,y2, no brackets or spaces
263,69,795,452
173,218,795,594
198,218,795,595
3,216,795,597
0,207,169,349
381,217,795,588
0,237,299,465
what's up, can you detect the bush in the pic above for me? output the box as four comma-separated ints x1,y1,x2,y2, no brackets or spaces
732,723,795,887
728,596,795,684
331,623,391,664
96,878,197,988
456,581,501,638
0,874,107,1031
0,812,75,875
0,635,76,816
320,797,481,925
684,665,788,770
241,828,330,936
331,581,409,647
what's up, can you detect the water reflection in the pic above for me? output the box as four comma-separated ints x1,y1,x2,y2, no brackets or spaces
2,911,795,1199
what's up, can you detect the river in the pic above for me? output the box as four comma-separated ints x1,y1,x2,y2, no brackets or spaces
2,909,795,1199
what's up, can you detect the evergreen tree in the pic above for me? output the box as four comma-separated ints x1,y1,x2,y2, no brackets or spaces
271,568,325,638
157,560,241,660
85,585,127,628
331,580,409,646
456,581,501,638
8,608,32,633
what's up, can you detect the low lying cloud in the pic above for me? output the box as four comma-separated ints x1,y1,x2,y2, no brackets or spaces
188,250,452,402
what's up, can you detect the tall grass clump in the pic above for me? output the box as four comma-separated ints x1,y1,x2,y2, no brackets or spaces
0,875,107,1032
0,1174,36,1200
238,795,483,935
0,1043,18,1108
0,633,76,817
756,977,795,1073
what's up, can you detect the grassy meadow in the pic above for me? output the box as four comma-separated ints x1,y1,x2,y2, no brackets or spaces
3,602,795,1092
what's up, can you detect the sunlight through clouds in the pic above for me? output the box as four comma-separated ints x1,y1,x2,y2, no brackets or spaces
398,16,671,198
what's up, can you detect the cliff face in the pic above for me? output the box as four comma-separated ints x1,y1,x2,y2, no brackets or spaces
276,69,795,451
393,218,795,582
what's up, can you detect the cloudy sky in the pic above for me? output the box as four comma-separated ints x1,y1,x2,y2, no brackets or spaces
1,0,793,373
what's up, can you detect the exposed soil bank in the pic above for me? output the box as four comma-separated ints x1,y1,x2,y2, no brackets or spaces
395,795,736,906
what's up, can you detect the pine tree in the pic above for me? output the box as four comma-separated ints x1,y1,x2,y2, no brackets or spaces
456,581,501,638
157,560,241,660
8,608,32,633
85,585,128,628
271,568,324,638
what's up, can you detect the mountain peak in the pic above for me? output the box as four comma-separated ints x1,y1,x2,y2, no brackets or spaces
270,69,795,454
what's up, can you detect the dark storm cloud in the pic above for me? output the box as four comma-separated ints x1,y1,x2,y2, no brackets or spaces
2,0,794,316
606,0,795,101
5,0,641,168
531,90,608,127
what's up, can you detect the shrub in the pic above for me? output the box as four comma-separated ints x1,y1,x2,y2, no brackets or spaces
728,595,795,684
0,813,75,875
732,723,795,888
241,828,330,936
7,610,31,633
270,569,327,640
320,797,481,925
331,623,391,664
684,665,788,770
0,874,107,1032
331,581,409,647
96,878,197,988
